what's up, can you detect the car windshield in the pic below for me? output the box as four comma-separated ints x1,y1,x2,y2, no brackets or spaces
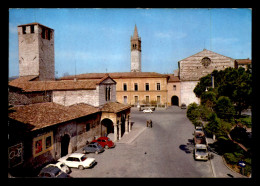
81,154,88,161
196,148,207,153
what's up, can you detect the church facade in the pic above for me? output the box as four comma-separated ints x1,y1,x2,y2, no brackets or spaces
178,49,235,106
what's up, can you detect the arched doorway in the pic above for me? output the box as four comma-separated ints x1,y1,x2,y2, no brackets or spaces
101,118,114,136
171,96,179,106
61,134,70,157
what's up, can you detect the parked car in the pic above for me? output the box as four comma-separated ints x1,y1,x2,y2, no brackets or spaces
194,144,209,161
38,166,71,178
181,103,187,109
143,108,153,113
58,153,96,170
44,162,71,174
92,137,115,149
193,131,206,145
82,142,104,154
195,126,203,132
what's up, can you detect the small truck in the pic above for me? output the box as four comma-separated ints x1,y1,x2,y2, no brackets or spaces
194,144,209,161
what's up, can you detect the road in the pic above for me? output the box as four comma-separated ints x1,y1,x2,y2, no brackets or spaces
70,106,214,177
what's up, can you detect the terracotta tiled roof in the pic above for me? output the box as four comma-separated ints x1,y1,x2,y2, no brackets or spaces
235,59,251,64
167,74,180,82
9,76,99,92
60,72,169,80
8,102,100,131
100,102,131,113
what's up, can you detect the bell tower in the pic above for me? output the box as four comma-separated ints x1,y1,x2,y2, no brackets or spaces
17,22,55,80
131,25,141,72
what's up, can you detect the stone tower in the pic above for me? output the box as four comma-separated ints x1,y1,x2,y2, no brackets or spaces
17,22,55,80
131,25,141,72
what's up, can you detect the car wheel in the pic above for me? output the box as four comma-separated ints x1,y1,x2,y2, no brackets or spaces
78,165,84,170
105,145,109,149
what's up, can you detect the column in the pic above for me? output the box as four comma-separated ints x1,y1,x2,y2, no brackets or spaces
118,122,122,140
113,124,118,142
125,118,129,134
129,117,132,132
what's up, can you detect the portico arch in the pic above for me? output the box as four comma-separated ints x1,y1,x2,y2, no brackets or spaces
101,118,114,136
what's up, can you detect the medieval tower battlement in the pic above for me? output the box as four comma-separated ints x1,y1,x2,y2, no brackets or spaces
130,25,141,72
17,22,55,80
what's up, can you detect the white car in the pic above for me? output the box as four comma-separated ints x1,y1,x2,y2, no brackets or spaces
58,153,96,170
143,108,153,113
45,162,71,174
194,144,209,161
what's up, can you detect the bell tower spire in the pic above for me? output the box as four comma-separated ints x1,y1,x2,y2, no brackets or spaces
131,25,141,72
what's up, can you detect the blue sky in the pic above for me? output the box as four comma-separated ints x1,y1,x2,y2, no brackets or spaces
9,8,252,77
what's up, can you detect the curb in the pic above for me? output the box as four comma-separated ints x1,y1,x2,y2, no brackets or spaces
126,126,147,144
221,156,248,178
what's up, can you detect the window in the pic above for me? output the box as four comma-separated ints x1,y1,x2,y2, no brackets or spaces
105,86,111,101
157,83,161,91
145,83,149,91
124,96,127,104
173,85,176,91
146,96,149,103
41,27,46,39
22,26,26,34
157,96,161,104
86,123,90,132
47,29,51,40
30,25,34,33
134,83,138,91
134,96,138,104
123,83,127,91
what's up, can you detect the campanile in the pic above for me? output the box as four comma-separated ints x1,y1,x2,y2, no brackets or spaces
130,25,141,72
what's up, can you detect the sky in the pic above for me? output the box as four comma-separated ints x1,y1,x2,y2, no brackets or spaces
9,8,252,78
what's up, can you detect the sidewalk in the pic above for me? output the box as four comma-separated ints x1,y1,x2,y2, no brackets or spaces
115,123,147,144
207,137,248,178
107,121,147,145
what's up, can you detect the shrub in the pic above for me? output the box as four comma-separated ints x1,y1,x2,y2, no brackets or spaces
187,103,200,123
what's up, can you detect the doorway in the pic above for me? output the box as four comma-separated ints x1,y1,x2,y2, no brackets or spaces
171,96,179,106
101,119,114,136
61,134,70,157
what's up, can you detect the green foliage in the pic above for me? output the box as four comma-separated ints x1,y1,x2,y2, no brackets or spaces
187,103,200,123
201,91,216,109
193,67,252,116
214,96,235,122
238,116,252,128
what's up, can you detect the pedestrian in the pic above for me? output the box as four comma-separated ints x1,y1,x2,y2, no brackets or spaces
150,119,153,128
146,120,149,127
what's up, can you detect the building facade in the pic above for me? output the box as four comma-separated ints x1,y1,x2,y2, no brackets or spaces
178,49,235,106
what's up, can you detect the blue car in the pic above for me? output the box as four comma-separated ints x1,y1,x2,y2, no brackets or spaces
82,142,104,154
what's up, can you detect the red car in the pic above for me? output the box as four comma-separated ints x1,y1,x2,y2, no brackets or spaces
92,137,115,149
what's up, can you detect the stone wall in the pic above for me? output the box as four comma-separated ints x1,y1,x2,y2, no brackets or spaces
131,50,141,72
18,24,55,80
180,81,200,106
179,49,235,81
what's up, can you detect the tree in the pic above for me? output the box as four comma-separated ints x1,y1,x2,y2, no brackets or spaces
214,96,235,122
201,91,217,110
194,67,252,116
